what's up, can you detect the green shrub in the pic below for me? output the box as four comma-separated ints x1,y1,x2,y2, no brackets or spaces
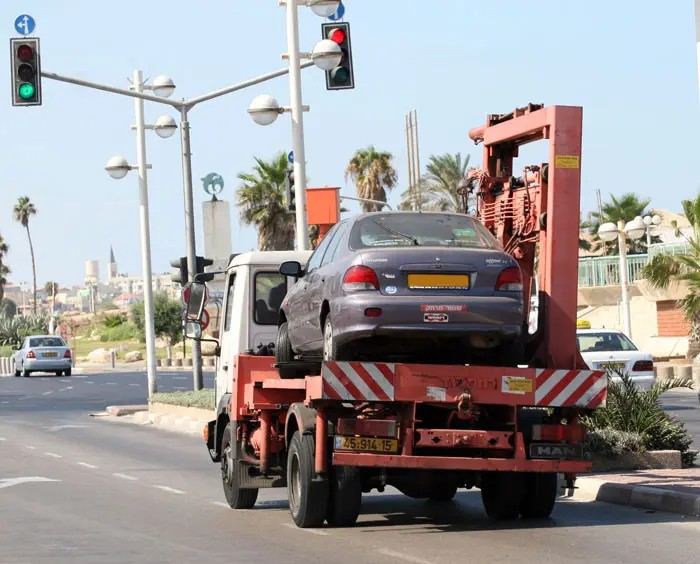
584,429,646,458
0,314,50,348
103,314,124,328
99,322,139,342
151,389,215,410
0,345,14,357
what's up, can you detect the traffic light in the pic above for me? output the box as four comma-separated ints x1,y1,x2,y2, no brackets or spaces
170,257,187,286
321,22,354,91
196,256,214,275
285,166,296,212
10,37,42,106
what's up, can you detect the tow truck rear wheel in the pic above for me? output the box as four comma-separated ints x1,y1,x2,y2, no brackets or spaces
520,472,558,519
221,423,258,509
326,465,362,527
480,472,524,520
288,431,329,528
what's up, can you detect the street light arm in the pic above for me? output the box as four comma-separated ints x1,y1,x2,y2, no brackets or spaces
40,71,184,108
340,196,393,211
184,61,314,108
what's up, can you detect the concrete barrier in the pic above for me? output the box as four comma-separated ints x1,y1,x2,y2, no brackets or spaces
676,365,693,383
657,365,675,382
161,358,171,367
204,357,216,367
184,358,193,367
0,357,16,376
693,366,700,391
172,358,183,367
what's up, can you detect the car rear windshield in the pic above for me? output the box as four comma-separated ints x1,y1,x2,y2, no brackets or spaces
349,213,500,249
29,337,65,347
577,333,638,353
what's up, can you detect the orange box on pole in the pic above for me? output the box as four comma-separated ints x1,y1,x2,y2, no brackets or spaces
306,187,340,226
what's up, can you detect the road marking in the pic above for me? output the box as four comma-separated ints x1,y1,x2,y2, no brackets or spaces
210,501,231,509
60,380,70,383
0,477,61,489
44,452,62,459
77,462,98,469
282,523,329,536
42,391,53,395
128,383,141,387
1,401,8,404
58,386,73,392
73,375,87,378
174,386,187,390
84,381,94,384
375,549,433,564
45,425,88,432
173,376,187,380
106,383,117,386
25,446,36,450
154,485,185,495
112,472,138,481
0,437,6,441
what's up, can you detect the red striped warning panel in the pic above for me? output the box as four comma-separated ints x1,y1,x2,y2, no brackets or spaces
321,361,395,401
534,369,607,408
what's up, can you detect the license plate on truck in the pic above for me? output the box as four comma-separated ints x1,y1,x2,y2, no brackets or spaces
334,436,398,453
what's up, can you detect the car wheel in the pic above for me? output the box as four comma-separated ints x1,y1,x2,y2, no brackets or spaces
276,322,301,380
65,368,72,377
323,316,347,361
22,364,30,378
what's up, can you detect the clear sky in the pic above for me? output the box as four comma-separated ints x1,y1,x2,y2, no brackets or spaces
1,1,699,287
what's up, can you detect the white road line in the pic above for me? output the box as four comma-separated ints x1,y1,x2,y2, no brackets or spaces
44,452,62,459
77,462,98,469
0,437,6,441
128,383,141,387
173,376,187,380
84,381,94,384
105,383,118,386
153,485,185,495
174,386,187,390
42,391,53,395
73,375,87,378
1,401,8,404
375,549,433,564
210,501,231,509
25,446,36,450
282,523,329,536
112,472,138,481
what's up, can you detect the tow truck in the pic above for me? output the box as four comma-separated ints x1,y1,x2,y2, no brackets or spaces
182,104,606,528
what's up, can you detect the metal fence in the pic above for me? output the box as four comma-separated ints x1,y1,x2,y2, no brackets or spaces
578,254,649,287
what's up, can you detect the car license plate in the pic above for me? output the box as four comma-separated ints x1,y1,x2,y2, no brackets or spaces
407,274,469,289
598,362,625,370
42,352,58,357
424,313,449,323
334,435,398,453
529,443,582,459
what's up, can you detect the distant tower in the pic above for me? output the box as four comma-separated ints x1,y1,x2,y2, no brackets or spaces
108,246,118,280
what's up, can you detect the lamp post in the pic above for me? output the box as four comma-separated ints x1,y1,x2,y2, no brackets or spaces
598,215,651,339
643,214,663,247
248,0,342,251
104,70,177,397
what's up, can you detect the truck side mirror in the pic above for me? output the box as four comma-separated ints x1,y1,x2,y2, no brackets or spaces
184,321,203,340
183,281,208,321
279,261,304,278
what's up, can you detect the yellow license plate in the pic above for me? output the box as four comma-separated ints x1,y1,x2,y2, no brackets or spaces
334,436,399,453
599,362,625,370
43,352,58,357
407,274,470,289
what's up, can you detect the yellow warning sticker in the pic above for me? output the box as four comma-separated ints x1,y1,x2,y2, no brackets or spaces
502,376,533,394
555,155,580,169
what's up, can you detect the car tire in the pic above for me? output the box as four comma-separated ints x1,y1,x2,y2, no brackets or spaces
21,365,30,378
323,316,347,362
276,322,301,380
65,368,72,377
55,371,62,377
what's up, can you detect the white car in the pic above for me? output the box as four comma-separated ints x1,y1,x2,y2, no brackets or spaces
577,329,655,391
13,334,73,377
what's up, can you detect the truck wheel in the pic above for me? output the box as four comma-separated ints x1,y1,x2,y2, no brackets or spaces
221,423,258,509
277,322,300,380
427,481,458,502
326,465,362,527
287,431,328,528
520,472,558,519
480,472,524,520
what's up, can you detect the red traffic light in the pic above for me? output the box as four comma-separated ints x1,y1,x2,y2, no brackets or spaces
328,28,346,44
17,44,33,62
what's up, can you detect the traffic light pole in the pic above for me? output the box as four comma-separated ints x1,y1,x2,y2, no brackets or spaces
179,106,203,391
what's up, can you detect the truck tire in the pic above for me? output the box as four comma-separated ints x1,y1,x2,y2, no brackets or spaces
277,322,300,380
480,472,524,520
427,481,458,502
520,472,558,519
326,465,362,527
221,423,258,509
287,431,328,528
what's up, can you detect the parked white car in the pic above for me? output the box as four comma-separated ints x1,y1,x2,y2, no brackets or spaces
577,329,655,391
13,335,73,377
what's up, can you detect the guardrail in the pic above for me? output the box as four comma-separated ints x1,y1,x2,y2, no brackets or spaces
578,254,649,287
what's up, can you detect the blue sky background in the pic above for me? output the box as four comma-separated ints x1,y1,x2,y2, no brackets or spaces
1,1,699,287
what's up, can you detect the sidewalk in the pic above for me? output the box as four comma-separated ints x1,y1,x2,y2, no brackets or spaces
573,468,700,517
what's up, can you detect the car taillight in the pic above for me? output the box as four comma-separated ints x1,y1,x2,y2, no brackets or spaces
343,266,379,291
26,350,36,359
495,266,523,291
64,349,71,359
532,424,587,442
632,360,653,372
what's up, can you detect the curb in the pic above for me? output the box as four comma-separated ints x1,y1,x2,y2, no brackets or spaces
128,410,208,436
106,405,148,416
573,476,700,517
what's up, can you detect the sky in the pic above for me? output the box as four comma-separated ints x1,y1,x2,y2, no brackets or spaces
1,1,699,288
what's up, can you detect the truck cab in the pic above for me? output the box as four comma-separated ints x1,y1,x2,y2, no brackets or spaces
212,250,312,410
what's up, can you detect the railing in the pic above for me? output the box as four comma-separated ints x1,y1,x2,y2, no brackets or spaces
578,254,649,287
647,241,691,257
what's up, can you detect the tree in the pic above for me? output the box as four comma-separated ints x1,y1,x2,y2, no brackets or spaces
0,233,9,302
130,292,183,346
345,146,398,212
236,153,295,251
590,193,657,255
400,152,471,212
12,197,38,314
44,281,59,313
0,298,17,318
641,194,700,358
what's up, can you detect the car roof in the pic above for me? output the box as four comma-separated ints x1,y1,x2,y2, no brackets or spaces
228,250,312,269
350,211,471,221
576,329,623,335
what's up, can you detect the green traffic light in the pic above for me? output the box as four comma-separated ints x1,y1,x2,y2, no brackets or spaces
18,83,35,99
331,67,349,84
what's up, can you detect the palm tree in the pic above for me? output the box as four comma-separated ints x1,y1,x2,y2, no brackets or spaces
345,146,398,212
0,233,9,302
236,153,295,251
44,281,59,314
590,193,656,255
641,195,700,358
13,196,38,314
400,153,471,212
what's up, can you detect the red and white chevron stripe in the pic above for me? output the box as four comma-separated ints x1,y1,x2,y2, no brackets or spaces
534,369,607,408
321,361,396,401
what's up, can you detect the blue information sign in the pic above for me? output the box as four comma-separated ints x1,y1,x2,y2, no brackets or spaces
14,14,36,36
288,151,294,164
328,2,345,21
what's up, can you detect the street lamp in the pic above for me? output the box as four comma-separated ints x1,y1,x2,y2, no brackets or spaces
103,70,177,397
643,214,663,246
248,94,282,126
309,0,341,18
598,216,650,340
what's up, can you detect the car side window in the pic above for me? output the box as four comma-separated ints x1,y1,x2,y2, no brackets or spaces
223,273,237,332
321,221,349,267
305,226,339,274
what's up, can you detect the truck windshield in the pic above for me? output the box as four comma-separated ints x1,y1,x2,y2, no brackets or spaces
350,213,500,249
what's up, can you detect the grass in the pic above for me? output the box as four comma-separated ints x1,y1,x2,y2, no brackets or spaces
151,389,215,410
0,345,13,358
71,338,193,361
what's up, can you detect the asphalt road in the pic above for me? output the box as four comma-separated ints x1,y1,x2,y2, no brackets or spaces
1,372,699,564
662,390,700,448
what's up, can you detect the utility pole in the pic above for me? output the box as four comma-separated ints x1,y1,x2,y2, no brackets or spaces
404,113,415,210
405,109,421,211
412,109,421,210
